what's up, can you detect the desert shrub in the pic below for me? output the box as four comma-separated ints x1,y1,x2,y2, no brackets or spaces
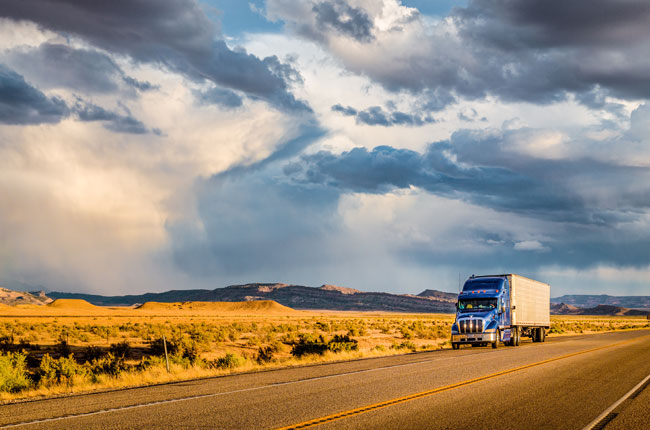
392,341,417,352
373,345,386,352
109,340,131,359
256,345,278,364
83,345,104,363
399,327,414,340
246,335,262,348
314,321,330,332
279,332,298,344
290,334,359,357
137,355,165,371
86,353,128,378
188,329,211,348
375,324,392,334
290,334,329,357
0,335,14,352
180,340,201,364
327,334,358,353
0,351,31,393
148,336,177,357
37,354,86,386
148,335,201,364
345,320,367,336
227,329,239,342
210,353,245,370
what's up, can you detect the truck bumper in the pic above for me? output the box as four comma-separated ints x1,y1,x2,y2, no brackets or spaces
452,332,497,343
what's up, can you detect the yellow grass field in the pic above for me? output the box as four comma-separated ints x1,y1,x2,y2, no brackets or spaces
1,299,649,402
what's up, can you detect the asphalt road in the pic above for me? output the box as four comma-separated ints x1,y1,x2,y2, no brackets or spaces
1,330,649,430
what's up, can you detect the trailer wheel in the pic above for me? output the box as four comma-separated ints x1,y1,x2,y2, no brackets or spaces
452,342,459,350
492,330,500,349
540,328,546,342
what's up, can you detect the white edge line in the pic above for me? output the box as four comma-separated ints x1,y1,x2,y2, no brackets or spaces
581,372,650,430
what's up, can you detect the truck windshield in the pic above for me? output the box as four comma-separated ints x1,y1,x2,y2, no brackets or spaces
463,280,502,291
458,299,497,312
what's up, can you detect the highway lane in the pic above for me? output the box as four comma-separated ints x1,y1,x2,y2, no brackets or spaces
1,330,649,429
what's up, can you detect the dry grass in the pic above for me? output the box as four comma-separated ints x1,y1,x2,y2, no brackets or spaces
1,302,649,402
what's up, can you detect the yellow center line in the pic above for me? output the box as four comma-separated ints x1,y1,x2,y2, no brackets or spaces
275,334,650,430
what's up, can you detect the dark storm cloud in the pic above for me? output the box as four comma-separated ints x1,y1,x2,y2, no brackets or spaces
0,64,68,124
0,63,154,132
121,76,157,92
331,104,435,126
453,0,650,101
313,0,374,42
288,130,650,224
295,145,579,220
457,0,650,50
194,87,243,109
73,101,149,134
331,104,357,116
0,0,309,112
271,0,650,107
6,43,156,94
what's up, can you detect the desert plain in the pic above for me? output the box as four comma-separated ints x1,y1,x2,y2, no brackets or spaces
1,299,649,402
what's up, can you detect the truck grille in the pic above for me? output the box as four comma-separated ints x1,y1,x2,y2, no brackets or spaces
459,319,483,333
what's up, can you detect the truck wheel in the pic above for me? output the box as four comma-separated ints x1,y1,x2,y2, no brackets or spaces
514,327,520,346
540,328,546,342
533,328,541,342
452,342,459,350
492,330,500,349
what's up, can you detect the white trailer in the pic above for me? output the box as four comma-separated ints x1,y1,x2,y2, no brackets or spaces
508,274,550,343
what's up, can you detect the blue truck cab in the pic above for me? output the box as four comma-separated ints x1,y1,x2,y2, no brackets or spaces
451,275,509,349
451,274,550,349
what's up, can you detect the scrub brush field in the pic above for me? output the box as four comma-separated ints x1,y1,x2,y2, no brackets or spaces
0,299,648,401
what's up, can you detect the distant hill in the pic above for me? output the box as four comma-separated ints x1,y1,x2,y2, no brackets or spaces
47,298,98,309
319,284,361,295
551,302,649,316
0,287,52,306
417,290,458,302
49,283,456,313
550,303,579,314
135,300,299,315
551,294,650,309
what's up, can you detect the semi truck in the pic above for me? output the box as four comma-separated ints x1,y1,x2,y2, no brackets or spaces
451,274,550,349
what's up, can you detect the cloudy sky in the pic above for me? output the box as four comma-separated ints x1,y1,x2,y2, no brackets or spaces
1,0,650,296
